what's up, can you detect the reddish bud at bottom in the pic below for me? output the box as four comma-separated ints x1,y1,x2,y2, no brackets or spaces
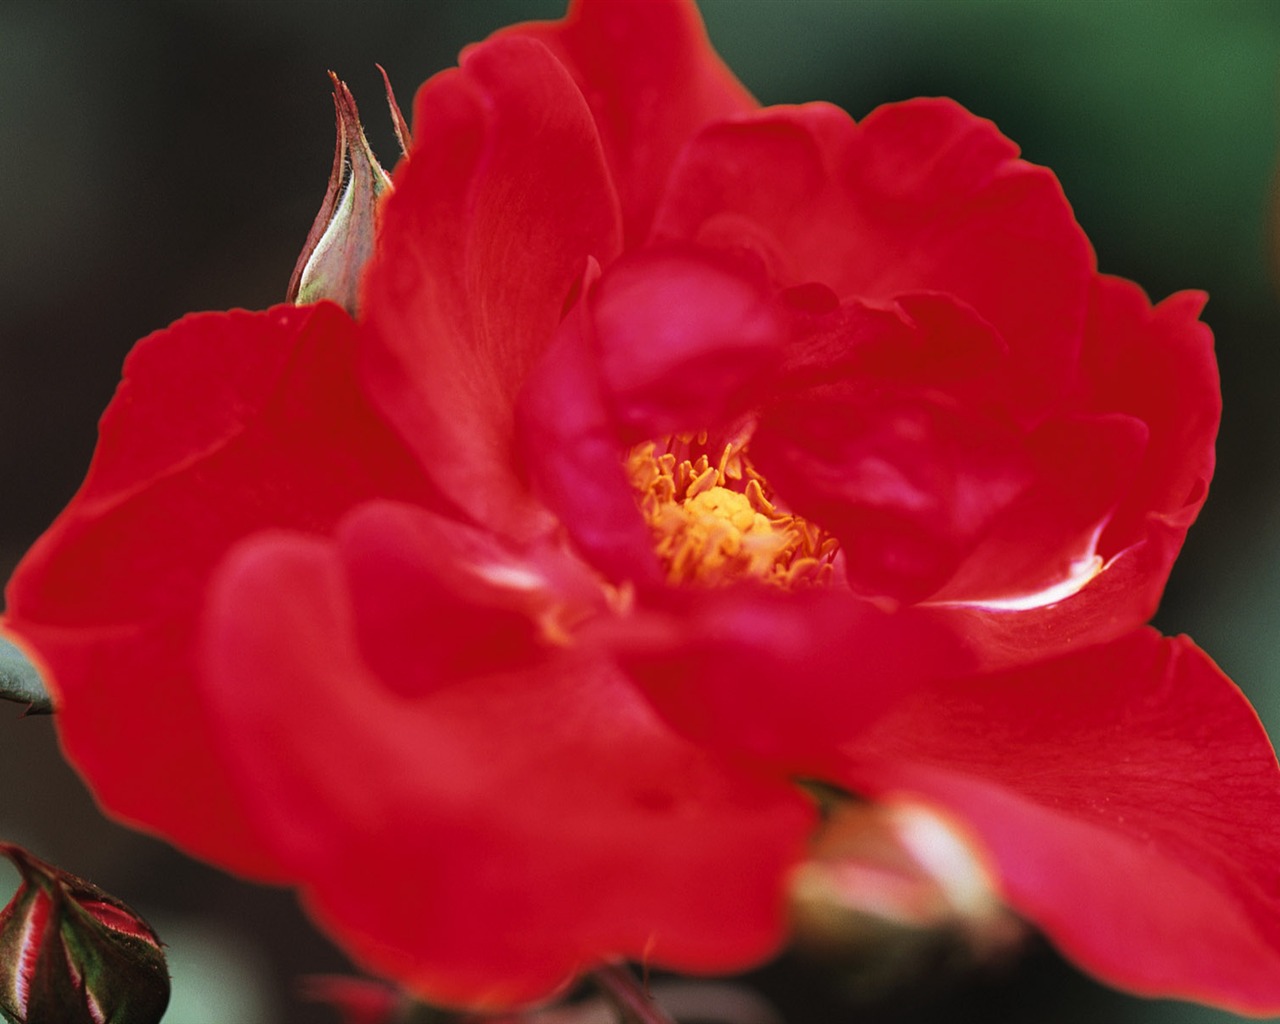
299,975,406,1024
790,801,1026,998
0,843,169,1024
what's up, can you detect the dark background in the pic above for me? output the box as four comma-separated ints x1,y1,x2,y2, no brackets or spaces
1,2,1278,1021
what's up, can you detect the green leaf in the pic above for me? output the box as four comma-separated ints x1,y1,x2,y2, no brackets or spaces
0,635,51,714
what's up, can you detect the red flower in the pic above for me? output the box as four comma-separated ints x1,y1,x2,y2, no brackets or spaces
6,0,1280,1013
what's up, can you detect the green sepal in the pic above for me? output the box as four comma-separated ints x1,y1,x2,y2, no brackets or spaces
0,636,51,715
286,74,393,316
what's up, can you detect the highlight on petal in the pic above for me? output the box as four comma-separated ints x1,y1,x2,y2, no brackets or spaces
198,526,815,1009
4,303,434,877
839,629,1280,1015
925,412,1149,607
361,34,623,542
498,0,757,243
930,524,1186,672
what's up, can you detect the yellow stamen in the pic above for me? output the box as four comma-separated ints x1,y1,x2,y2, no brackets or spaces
627,435,838,588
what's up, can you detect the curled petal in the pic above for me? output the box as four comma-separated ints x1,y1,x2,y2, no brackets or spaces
931,526,1188,671
928,412,1149,607
198,530,815,1009
4,304,434,877
361,35,623,541
838,630,1280,1015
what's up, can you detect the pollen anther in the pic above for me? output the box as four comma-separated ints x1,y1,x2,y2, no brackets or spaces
627,436,838,589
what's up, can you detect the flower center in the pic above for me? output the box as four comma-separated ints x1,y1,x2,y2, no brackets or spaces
627,432,838,588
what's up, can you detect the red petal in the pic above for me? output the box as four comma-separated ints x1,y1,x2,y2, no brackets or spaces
336,500,610,698
753,387,1034,605
499,0,756,244
591,244,785,440
656,99,1093,416
360,35,623,542
198,530,814,1009
516,265,663,585
751,297,1028,604
839,630,1280,1014
4,304,434,877
754,285,1154,609
612,588,981,771
774,292,1008,393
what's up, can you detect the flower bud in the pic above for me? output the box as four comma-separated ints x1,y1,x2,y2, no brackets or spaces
790,800,1025,995
287,74,394,316
299,975,403,1024
0,843,169,1024
300,975,446,1024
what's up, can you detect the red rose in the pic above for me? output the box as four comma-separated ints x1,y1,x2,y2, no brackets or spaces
7,0,1280,1013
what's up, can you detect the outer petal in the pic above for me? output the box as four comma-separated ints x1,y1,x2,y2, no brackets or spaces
839,629,1280,1014
655,99,1093,417
498,0,757,244
4,304,435,877
198,527,815,1009
361,35,623,541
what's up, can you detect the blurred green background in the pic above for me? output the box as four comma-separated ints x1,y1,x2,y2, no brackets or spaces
1,1,1278,1022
